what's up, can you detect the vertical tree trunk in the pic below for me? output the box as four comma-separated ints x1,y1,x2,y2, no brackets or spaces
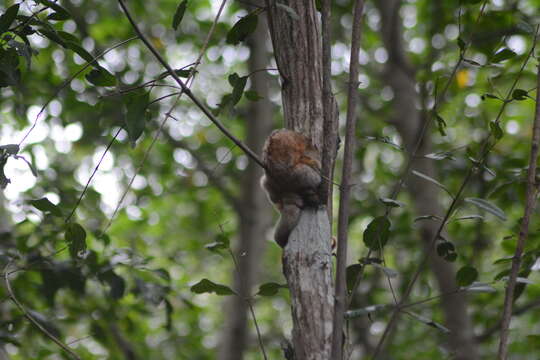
376,1,478,359
265,1,335,358
217,15,274,360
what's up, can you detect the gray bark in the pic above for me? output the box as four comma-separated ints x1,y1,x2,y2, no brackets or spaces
282,208,334,360
217,15,273,360
266,1,335,358
376,1,478,359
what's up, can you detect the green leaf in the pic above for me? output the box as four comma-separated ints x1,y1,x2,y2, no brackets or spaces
491,48,516,63
172,0,188,30
39,28,65,47
29,198,63,217
464,197,507,221
363,216,391,250
57,31,81,44
412,170,452,197
512,89,528,101
229,75,247,107
434,113,447,136
65,222,87,259
413,215,442,222
451,214,484,222
190,279,235,296
100,270,125,300
457,37,466,52
85,67,116,86
379,197,403,208
456,265,478,287
345,304,389,319
489,121,503,140
0,144,19,155
205,234,229,253
124,91,149,146
66,41,97,66
37,0,71,20
226,14,258,45
465,282,496,293
256,282,287,296
482,93,502,101
245,90,263,101
346,264,363,293
0,4,20,34
405,311,450,333
436,241,455,257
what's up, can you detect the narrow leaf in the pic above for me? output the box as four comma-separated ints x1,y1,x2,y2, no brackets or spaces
65,222,87,259
405,311,450,333
85,67,116,86
226,14,258,45
29,198,62,217
363,216,391,250
412,170,452,197
464,197,507,221
0,4,20,34
491,48,516,63
379,197,404,208
512,89,528,101
346,264,363,293
256,282,287,296
190,279,235,296
172,0,187,30
124,91,149,146
456,265,478,287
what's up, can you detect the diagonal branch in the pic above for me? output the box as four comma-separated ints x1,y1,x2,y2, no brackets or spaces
4,262,82,360
116,0,264,169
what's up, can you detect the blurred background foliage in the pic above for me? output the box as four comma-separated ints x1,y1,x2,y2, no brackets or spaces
0,0,540,359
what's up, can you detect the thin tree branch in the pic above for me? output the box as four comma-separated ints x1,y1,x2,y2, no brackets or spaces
372,18,538,360
478,298,540,343
497,52,540,360
224,230,268,360
103,0,229,234
331,1,365,359
66,128,122,223
3,263,82,360
116,0,264,169
18,37,138,147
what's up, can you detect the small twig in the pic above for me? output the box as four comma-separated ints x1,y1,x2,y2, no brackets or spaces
331,1,365,359
103,0,230,234
3,262,82,360
65,128,122,223
226,246,268,360
18,37,138,147
371,22,539,359
478,298,540,342
497,44,540,360
117,0,265,169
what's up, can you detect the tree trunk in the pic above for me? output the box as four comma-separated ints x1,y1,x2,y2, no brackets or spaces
217,14,274,360
265,1,335,358
376,1,478,359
